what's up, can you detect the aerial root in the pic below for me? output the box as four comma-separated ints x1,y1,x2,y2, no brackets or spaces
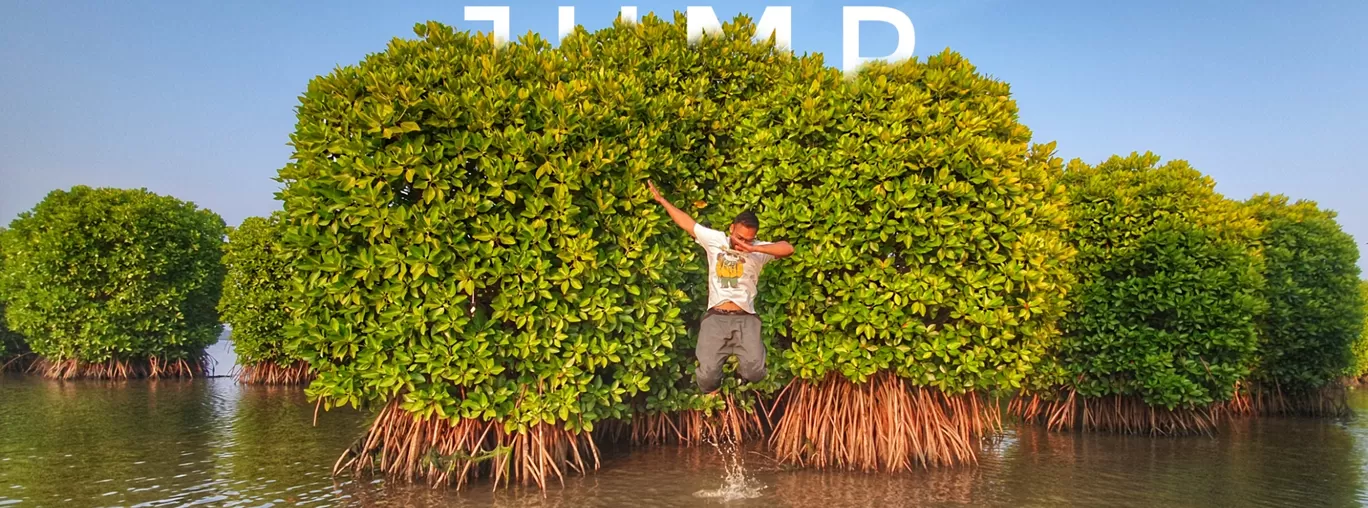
1226,382,1349,418
334,397,600,491
28,355,209,380
234,360,314,385
768,373,998,471
1014,390,1220,436
628,392,768,447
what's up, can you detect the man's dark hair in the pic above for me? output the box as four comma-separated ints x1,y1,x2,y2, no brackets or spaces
732,210,760,230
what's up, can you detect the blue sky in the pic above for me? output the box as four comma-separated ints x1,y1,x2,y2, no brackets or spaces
2,0,1365,271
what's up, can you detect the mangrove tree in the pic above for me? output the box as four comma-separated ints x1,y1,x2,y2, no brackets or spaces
0,186,227,379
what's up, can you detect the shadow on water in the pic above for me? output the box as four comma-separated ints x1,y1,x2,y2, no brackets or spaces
2,376,1368,507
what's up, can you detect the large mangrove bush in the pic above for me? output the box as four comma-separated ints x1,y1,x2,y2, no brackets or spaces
1237,194,1363,415
728,51,1076,470
1018,153,1265,435
278,11,1081,485
277,17,725,488
220,213,310,384
0,186,226,379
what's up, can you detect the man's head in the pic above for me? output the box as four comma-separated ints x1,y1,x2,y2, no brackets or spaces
728,211,760,247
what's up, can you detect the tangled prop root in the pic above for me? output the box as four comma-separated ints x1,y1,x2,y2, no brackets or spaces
628,392,769,446
1,353,35,372
1226,382,1349,417
29,355,209,380
334,398,600,491
1007,393,1051,425
1011,390,1219,436
1225,385,1253,416
235,360,314,385
769,373,1001,472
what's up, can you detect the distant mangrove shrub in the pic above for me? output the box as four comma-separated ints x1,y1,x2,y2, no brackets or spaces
1236,194,1363,414
277,17,714,488
1352,281,1368,379
732,50,1077,469
0,186,226,379
1021,153,1265,434
220,213,310,384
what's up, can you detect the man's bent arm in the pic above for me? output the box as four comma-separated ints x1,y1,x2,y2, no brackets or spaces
648,180,698,238
754,241,794,258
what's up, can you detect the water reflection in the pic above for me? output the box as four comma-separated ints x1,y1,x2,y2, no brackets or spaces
0,378,220,504
3,375,1368,507
1218,411,1367,507
205,331,235,377
207,382,367,506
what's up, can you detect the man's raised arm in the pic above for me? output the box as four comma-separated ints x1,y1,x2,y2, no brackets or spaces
750,240,795,259
648,180,698,238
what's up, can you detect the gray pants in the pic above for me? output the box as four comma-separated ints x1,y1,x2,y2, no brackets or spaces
695,311,766,393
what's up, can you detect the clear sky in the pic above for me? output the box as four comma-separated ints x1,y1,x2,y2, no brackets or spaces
2,0,1365,271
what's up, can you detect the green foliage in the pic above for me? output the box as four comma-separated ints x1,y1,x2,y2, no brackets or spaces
1053,153,1265,409
1243,194,1363,390
220,213,296,368
730,50,1076,395
0,228,25,360
0,186,226,364
0,302,17,359
1351,281,1368,378
277,16,733,431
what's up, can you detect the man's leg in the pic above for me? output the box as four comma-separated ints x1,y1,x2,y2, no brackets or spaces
736,314,767,383
695,313,732,393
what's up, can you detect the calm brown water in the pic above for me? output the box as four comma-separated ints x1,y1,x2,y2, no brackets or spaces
3,366,1368,507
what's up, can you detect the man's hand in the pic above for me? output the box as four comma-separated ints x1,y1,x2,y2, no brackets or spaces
732,238,755,253
647,180,666,205
647,179,699,237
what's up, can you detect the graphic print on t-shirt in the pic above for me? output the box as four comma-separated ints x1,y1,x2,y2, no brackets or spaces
715,251,744,288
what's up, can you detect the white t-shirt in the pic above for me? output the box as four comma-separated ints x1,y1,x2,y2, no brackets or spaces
693,223,775,314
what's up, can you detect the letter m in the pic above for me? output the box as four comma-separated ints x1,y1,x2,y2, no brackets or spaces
686,6,792,49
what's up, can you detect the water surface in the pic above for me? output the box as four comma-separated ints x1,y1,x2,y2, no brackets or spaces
3,369,1367,507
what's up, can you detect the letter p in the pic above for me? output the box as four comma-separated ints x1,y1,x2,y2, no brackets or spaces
843,6,916,75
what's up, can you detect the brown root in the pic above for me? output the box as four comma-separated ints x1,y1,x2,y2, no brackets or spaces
1,352,36,372
768,372,1000,472
1226,381,1349,417
234,360,314,385
1226,383,1253,416
628,392,769,446
27,355,210,380
335,398,600,491
1013,390,1220,436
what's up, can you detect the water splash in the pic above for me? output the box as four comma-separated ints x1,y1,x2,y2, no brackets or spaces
692,437,766,502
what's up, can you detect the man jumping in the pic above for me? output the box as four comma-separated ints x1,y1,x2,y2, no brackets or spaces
648,180,794,393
